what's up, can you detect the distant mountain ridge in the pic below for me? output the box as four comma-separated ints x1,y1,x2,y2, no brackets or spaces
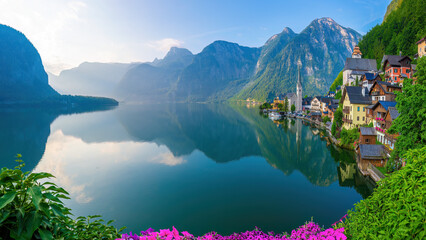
49,17,361,103
0,24,118,107
236,17,361,101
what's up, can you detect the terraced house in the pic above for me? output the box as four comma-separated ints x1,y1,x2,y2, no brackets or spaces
340,86,372,129
370,101,397,145
382,54,413,85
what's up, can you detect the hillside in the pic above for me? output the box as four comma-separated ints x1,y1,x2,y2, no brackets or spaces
0,24,59,102
358,0,426,64
383,0,404,22
235,18,361,101
173,41,261,102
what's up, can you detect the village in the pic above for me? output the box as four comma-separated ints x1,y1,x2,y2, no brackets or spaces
259,36,425,183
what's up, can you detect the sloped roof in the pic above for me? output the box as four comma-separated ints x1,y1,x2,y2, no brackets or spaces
388,107,400,120
360,127,376,136
416,36,426,44
319,96,335,105
371,101,397,111
344,58,377,71
344,86,372,105
364,72,378,80
382,55,412,67
359,144,386,160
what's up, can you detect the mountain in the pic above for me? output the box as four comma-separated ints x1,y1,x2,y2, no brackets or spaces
116,47,194,102
173,41,261,101
50,62,138,98
358,0,426,64
0,24,59,102
383,0,404,22
0,24,118,107
235,18,361,101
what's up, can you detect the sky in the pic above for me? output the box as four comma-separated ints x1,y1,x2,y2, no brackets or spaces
0,0,391,74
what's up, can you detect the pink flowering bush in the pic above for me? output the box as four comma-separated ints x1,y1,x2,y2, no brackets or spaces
117,222,346,240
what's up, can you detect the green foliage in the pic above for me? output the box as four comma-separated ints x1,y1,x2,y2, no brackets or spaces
322,116,331,123
291,104,296,112
340,128,359,146
331,122,337,136
277,103,284,111
334,90,342,100
259,102,272,110
358,0,426,65
0,155,124,240
343,147,426,239
388,57,426,162
284,97,289,112
367,122,373,128
329,70,343,92
334,107,343,128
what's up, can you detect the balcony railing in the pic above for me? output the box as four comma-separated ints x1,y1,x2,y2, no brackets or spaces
343,107,350,114
343,118,352,124
371,91,380,96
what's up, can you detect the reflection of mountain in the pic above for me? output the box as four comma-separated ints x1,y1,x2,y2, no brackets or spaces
0,106,117,171
117,104,261,162
233,106,340,186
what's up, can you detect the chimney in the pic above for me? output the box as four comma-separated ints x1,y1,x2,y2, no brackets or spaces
362,87,366,97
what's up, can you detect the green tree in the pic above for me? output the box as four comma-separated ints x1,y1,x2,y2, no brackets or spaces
284,97,289,112
277,103,284,111
388,57,426,162
334,107,343,128
331,121,337,136
304,95,308,98
322,116,331,123
291,104,296,112
342,146,426,239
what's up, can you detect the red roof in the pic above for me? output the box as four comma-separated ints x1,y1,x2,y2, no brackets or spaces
417,36,426,44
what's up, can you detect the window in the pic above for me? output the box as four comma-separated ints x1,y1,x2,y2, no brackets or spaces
363,117,365,121
357,106,360,112
363,107,365,112
394,69,397,73
366,139,369,143
357,116,359,121
394,77,397,81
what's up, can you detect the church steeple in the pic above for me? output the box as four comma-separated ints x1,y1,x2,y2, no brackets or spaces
296,63,302,112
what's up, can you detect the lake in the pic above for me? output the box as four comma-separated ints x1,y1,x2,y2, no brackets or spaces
0,103,374,236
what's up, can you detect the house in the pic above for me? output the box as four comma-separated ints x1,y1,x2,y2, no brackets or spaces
302,97,313,111
359,127,377,145
319,97,336,117
417,36,426,58
383,107,400,150
326,91,335,98
340,86,372,129
361,72,381,91
370,101,397,145
357,144,387,170
369,80,402,103
310,97,321,112
310,111,322,122
343,46,377,86
326,104,339,122
382,54,413,85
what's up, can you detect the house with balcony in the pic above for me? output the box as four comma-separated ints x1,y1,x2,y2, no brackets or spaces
326,104,338,122
382,54,413,85
302,97,313,112
310,97,321,113
361,72,381,91
319,97,336,117
383,107,400,150
340,86,372,129
369,80,402,104
370,101,397,145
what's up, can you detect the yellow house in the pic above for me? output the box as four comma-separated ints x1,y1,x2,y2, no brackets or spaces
340,86,372,129
417,37,425,58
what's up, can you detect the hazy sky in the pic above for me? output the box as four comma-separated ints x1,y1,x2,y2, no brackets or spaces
0,0,390,74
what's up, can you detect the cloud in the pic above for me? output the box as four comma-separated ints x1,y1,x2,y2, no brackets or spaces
147,38,183,52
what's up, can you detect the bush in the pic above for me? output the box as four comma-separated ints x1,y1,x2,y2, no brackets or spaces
340,128,359,146
322,116,331,123
342,147,426,239
259,102,272,110
331,122,337,136
0,155,125,240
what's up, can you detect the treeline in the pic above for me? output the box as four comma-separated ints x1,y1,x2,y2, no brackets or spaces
358,0,426,65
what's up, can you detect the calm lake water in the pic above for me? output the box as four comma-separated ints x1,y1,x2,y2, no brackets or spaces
0,103,374,236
